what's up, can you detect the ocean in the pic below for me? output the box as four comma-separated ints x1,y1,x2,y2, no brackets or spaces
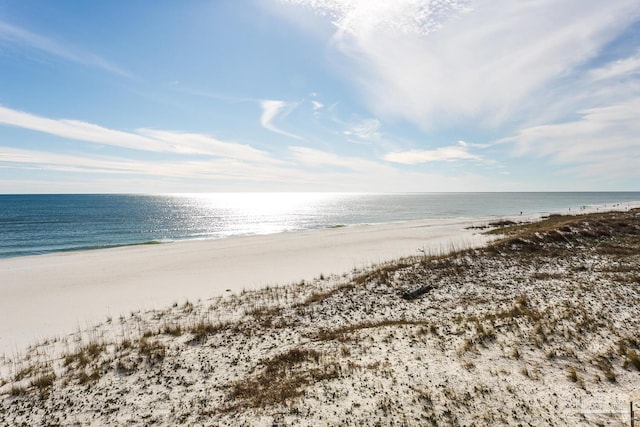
1,192,639,258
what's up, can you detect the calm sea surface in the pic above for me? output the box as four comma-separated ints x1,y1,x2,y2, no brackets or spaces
1,192,639,258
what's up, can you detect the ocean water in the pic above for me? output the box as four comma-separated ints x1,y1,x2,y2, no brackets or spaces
1,192,639,258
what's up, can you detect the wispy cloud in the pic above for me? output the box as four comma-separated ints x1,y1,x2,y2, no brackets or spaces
286,145,495,191
0,105,275,162
0,147,149,175
505,97,640,178
383,141,480,164
0,146,286,182
0,105,154,149
289,145,387,172
310,100,324,119
587,51,640,81
260,100,286,131
0,142,502,192
286,0,640,128
136,129,279,163
0,21,130,77
286,0,471,37
260,99,303,139
283,0,640,188
343,118,380,140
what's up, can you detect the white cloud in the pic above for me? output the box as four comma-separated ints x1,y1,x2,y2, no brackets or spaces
288,145,384,172
286,145,497,191
286,0,471,37
505,97,640,178
587,51,640,81
0,146,287,182
136,129,279,164
0,105,275,162
0,21,130,77
260,100,285,128
0,105,156,148
383,142,480,164
311,100,324,118
288,146,339,166
286,0,640,128
260,99,303,139
0,143,503,193
343,118,380,140
0,147,149,175
284,0,640,188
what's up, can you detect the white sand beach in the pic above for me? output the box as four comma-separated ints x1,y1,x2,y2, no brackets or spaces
0,216,497,355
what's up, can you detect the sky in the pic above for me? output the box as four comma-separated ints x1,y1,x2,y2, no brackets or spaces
0,0,639,193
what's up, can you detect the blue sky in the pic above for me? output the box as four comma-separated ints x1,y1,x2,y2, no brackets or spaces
0,0,639,193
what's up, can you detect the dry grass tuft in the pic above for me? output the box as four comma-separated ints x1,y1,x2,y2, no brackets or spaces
138,338,166,365
30,372,56,390
226,347,339,410
314,319,428,342
186,320,229,345
625,349,640,371
567,366,579,383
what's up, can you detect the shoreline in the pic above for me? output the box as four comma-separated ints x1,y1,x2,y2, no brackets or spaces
3,194,640,260
1,201,639,355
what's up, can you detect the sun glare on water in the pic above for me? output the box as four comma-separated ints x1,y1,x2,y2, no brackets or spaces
169,193,352,236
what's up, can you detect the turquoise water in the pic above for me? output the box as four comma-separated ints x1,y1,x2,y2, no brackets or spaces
1,192,639,258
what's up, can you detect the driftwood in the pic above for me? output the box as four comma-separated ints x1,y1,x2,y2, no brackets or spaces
401,284,435,300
